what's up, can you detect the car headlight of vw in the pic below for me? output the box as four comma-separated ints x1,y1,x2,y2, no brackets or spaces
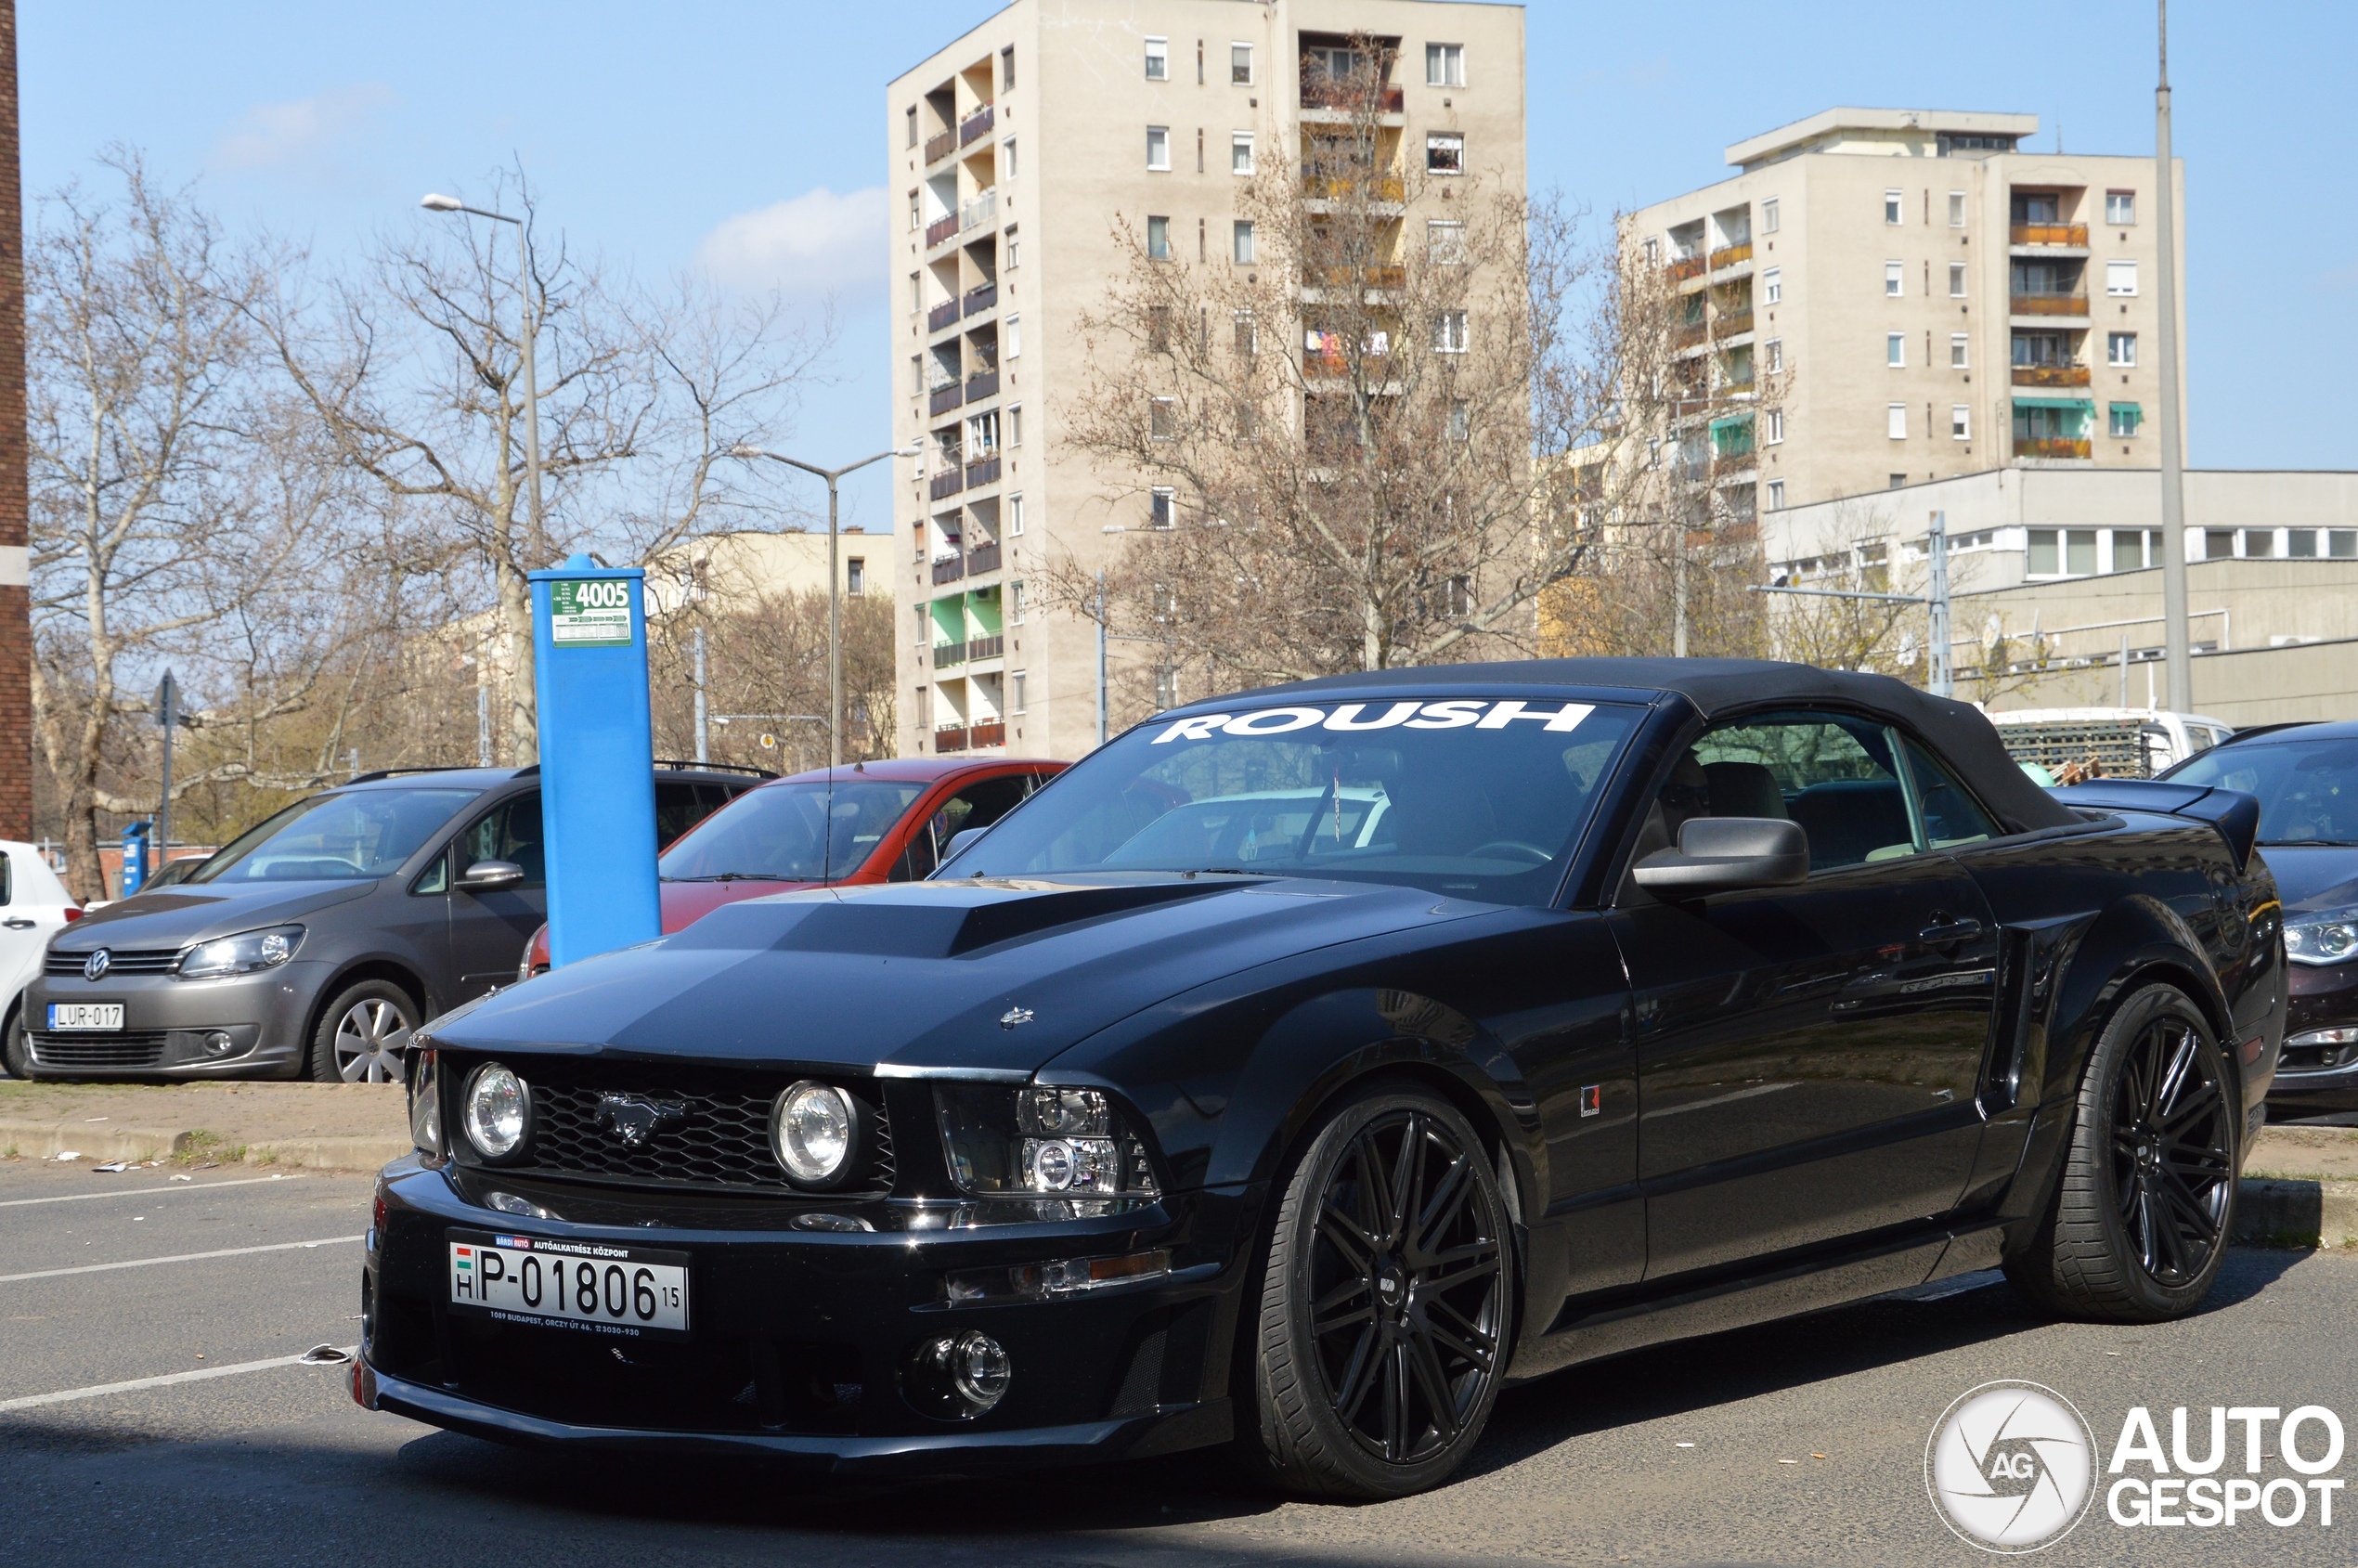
2286,906,2358,965
934,1084,1160,1199
175,925,304,979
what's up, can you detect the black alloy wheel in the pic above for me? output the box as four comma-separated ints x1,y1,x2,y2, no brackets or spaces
1244,1085,1512,1497
2006,983,2239,1321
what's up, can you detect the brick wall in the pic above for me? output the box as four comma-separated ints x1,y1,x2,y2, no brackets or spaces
0,2,30,844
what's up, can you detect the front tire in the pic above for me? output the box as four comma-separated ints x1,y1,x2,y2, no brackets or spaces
1240,1083,1513,1498
1,1004,31,1080
2006,983,2238,1321
308,981,418,1083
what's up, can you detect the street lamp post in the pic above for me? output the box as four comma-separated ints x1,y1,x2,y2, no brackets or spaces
420,195,543,538
729,445,917,769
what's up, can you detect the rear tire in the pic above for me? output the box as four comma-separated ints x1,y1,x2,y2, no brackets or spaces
1,1003,31,1080
1237,1082,1513,1498
308,981,418,1083
2005,983,2238,1321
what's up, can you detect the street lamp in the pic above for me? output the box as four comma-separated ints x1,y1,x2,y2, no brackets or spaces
421,193,544,538
729,444,920,769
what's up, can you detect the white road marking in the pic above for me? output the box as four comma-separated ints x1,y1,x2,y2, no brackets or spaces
0,1345,358,1413
0,1174,312,1209
0,1235,362,1285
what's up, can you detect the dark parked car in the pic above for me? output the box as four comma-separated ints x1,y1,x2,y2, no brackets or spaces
360,660,2282,1498
2157,719,2358,1115
7,762,763,1082
518,758,1066,979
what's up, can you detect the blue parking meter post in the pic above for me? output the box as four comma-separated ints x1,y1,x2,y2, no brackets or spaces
529,555,659,969
120,821,150,898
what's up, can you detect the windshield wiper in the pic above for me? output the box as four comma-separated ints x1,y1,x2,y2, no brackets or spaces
661,873,795,883
2258,839,2358,849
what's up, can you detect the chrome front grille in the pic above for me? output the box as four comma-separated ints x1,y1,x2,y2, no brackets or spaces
45,946,181,978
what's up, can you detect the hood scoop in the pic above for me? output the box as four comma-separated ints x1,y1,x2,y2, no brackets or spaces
676,879,1247,961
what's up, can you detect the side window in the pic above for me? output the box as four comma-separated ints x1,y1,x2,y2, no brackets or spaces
1901,740,2001,849
1681,712,1920,872
654,782,701,849
452,791,545,888
1,849,11,904
894,775,1036,881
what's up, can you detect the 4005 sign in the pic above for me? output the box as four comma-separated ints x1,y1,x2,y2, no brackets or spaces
549,577,634,648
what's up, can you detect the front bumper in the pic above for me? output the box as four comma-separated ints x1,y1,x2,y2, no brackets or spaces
359,1158,1254,1471
2270,962,2358,1113
19,961,324,1078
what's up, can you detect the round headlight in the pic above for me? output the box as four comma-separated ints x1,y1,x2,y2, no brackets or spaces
462,1063,529,1159
772,1080,857,1186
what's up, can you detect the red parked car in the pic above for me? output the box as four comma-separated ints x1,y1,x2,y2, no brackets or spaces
519,757,1064,978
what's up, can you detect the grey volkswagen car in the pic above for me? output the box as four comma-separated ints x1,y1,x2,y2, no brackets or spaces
5,763,761,1082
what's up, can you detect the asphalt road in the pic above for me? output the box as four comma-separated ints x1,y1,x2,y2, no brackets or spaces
4,1155,2354,1568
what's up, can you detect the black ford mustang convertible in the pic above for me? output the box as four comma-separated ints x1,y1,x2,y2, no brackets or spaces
359,659,2285,1498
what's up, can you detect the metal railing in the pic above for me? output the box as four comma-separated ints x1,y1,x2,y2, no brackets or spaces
924,129,955,165
968,720,1006,749
1302,174,1406,202
2010,223,2088,246
959,104,995,147
965,455,1002,488
967,634,1004,662
2012,364,2091,388
931,555,966,586
965,541,1002,575
930,469,965,501
1665,253,1705,282
925,214,959,248
1299,77,1404,113
2011,293,2089,317
961,188,997,233
926,299,961,333
2014,436,2093,460
1304,265,1406,291
964,369,999,402
932,643,966,670
928,382,964,417
1713,309,1754,338
963,282,998,317
933,725,967,750
1709,241,1752,270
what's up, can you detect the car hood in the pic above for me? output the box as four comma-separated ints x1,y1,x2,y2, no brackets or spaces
430,875,1484,1076
657,877,819,931
2261,846,2358,915
52,880,380,948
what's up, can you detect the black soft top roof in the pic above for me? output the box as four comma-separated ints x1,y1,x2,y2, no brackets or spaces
1239,656,2079,836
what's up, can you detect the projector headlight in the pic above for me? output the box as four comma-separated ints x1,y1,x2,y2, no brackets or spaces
2287,906,2358,965
175,925,304,979
461,1062,531,1160
934,1083,1160,1200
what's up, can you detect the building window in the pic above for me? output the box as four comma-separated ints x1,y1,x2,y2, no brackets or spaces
909,189,921,230
1886,332,1906,368
1766,408,1784,444
1948,191,1966,227
2204,529,2234,560
1146,126,1171,171
1231,42,1253,84
1004,226,1020,267
1885,260,1903,297
1762,337,1783,372
1427,220,1465,264
1950,333,1969,369
1433,310,1469,354
1005,314,1021,358
2106,190,2136,225
2110,530,2153,570
1145,36,1168,80
2106,260,2138,296
1763,266,1781,305
2245,527,2275,559
1150,486,1176,527
1007,404,1022,447
909,272,922,314
905,106,917,149
1951,404,1971,440
2109,403,2143,437
1887,403,1908,440
1231,131,1254,175
1011,668,1027,712
1008,493,1024,536
1761,197,1779,234
1150,397,1175,439
1644,237,1661,267
1447,399,1470,441
1768,479,1786,509
1003,137,1017,179
847,557,866,596
1426,43,1465,86
1003,45,1016,90
1231,219,1256,265
2108,331,2137,367
1426,134,1464,175
1008,580,1027,624
1147,215,1171,259
1885,189,1903,225
2290,529,2318,559
1234,310,1257,355
2028,528,2099,576
1949,262,1967,298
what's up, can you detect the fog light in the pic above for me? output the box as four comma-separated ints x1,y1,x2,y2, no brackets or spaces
902,1330,1013,1419
201,1030,236,1057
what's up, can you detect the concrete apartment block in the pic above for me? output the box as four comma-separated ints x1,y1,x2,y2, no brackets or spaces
1628,107,2188,520
887,0,1526,760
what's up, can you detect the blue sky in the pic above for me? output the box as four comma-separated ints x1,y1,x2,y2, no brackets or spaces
24,1,2356,535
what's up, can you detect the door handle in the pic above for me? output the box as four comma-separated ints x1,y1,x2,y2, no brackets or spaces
1920,915,1985,944
1,916,36,930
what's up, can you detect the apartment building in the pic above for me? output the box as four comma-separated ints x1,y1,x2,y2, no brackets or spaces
887,0,1525,758
1626,108,2188,517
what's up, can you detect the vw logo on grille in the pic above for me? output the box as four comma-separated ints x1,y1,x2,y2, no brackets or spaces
82,949,111,981
595,1092,689,1147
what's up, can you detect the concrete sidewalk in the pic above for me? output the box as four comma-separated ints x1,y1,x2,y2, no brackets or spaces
0,1080,408,1172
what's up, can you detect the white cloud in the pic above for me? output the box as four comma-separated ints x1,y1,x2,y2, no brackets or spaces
213,84,396,172
694,186,887,301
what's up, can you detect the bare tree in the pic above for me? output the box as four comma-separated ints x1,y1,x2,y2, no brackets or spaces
645,589,896,776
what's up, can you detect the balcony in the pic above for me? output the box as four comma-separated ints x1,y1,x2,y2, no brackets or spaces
2011,223,2089,247
1302,174,1406,203
2012,293,2089,317
1304,265,1406,292
929,469,965,501
1665,253,1706,283
928,382,964,417
931,554,966,586
965,455,1002,488
967,634,1004,662
1713,309,1754,339
1672,318,1709,350
926,214,959,249
925,129,956,165
965,369,999,403
2015,437,2093,460
963,282,998,317
2012,364,2091,388
926,299,961,333
961,188,997,234
1300,76,1405,114
968,720,1006,749
932,643,966,670
966,540,1002,576
1708,241,1752,270
959,104,994,147
933,725,967,751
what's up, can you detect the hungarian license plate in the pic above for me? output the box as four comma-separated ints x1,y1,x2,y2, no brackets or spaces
46,1004,123,1031
447,1229,691,1340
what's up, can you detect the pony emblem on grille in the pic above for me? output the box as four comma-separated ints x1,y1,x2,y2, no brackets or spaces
595,1092,690,1147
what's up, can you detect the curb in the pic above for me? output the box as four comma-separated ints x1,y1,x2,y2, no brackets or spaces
0,1120,408,1173
2235,1177,2358,1248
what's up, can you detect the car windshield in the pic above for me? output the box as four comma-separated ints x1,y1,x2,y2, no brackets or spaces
2167,734,2358,845
950,697,1645,903
660,779,929,882
191,788,479,884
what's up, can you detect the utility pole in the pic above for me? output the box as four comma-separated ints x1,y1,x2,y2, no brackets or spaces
1926,512,1952,698
692,624,708,764
0,1,28,844
2154,0,2192,712
1095,570,1108,747
153,671,175,865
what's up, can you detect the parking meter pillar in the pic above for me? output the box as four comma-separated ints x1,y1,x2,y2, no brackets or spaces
528,556,660,969
120,820,149,898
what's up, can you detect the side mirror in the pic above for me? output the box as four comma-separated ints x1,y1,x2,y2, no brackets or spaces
934,825,990,875
1634,818,1809,899
455,859,525,892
